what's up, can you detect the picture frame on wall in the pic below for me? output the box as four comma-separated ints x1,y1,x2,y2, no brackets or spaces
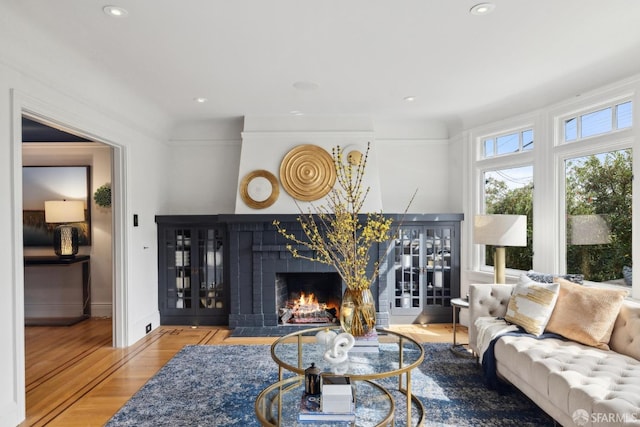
22,165,91,247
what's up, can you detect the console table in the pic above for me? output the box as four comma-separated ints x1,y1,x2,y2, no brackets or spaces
24,255,91,326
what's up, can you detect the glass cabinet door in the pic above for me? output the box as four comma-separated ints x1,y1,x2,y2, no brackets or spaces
423,227,452,307
197,228,225,312
157,216,229,325
391,227,423,314
166,228,192,311
390,225,454,316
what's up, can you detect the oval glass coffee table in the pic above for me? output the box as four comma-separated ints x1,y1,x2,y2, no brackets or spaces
256,327,425,426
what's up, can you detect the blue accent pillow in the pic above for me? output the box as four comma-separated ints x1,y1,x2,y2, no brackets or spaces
622,266,632,286
526,270,584,285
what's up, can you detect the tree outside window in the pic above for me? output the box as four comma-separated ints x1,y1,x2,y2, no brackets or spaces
565,149,632,281
483,166,533,271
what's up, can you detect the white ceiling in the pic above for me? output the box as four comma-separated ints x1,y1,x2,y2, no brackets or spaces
7,0,640,132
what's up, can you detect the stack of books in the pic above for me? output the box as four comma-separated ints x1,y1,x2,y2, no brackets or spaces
348,330,380,353
298,376,355,422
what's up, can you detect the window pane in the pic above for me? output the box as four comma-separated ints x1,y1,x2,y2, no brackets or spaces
522,129,534,151
484,138,494,157
564,118,577,141
581,107,612,138
496,133,519,155
483,166,533,271
617,101,632,129
565,149,632,281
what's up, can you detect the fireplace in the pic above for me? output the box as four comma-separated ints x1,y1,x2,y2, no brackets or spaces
224,215,389,329
275,273,342,325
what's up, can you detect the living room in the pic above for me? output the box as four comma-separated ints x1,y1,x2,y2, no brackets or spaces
2,1,640,426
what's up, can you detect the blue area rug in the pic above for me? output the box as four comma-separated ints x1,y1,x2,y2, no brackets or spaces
105,343,554,426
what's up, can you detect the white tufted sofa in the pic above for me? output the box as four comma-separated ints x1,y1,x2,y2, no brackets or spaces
468,283,640,427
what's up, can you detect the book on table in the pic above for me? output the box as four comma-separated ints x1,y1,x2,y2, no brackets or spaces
298,392,355,422
349,330,380,353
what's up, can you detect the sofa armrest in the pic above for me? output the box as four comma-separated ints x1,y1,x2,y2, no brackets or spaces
468,284,513,354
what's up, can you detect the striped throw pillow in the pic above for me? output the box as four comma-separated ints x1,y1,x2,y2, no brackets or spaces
505,276,560,336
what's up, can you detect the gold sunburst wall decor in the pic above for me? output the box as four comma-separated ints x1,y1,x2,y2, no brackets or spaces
239,169,280,209
279,144,337,201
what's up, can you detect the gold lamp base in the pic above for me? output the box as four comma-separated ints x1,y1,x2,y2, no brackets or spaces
494,246,506,284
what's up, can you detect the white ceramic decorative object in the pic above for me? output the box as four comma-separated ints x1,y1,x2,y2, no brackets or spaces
315,328,337,347
323,332,355,364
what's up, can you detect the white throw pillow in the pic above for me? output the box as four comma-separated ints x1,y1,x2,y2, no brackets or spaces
504,275,560,336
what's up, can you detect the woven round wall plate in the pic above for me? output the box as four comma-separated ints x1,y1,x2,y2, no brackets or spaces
239,169,280,209
279,144,337,201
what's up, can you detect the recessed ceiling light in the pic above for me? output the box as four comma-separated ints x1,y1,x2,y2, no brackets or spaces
404,96,417,102
103,5,129,17
469,3,495,15
292,81,319,91
193,97,208,103
290,110,304,116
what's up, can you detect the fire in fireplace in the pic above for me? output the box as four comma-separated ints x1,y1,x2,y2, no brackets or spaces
275,273,342,325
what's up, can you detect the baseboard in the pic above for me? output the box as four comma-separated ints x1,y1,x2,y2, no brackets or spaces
25,315,89,326
91,303,113,318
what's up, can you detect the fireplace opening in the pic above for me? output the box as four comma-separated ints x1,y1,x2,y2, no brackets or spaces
276,272,342,325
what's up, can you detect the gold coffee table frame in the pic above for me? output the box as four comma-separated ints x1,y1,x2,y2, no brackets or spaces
255,375,395,426
262,326,425,426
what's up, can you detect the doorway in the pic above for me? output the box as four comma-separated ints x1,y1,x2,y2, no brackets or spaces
21,115,118,421
22,116,115,326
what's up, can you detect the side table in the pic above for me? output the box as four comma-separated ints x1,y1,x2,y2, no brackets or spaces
24,255,91,326
450,297,474,358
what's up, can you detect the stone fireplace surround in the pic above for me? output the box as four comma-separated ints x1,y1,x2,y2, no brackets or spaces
221,214,390,329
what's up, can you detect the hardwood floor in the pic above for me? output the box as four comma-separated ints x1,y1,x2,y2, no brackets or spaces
23,318,467,426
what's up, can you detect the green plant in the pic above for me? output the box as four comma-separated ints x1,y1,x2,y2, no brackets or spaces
94,183,111,208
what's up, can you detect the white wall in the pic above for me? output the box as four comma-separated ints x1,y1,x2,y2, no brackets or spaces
167,116,455,215
165,140,242,214
376,140,451,213
375,118,453,213
0,4,170,425
22,143,113,318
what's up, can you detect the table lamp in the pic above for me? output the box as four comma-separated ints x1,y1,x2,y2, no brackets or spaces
569,214,611,278
474,214,527,284
45,200,85,258
569,214,611,246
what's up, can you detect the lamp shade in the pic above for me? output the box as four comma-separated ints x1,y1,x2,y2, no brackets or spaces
45,200,85,223
569,215,611,245
474,214,527,247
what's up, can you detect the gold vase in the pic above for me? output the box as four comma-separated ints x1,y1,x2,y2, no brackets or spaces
340,287,376,337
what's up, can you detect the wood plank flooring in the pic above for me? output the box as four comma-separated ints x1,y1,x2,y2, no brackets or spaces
23,318,467,426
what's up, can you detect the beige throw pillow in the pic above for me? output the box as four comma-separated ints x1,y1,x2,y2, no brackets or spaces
545,278,628,349
504,276,560,336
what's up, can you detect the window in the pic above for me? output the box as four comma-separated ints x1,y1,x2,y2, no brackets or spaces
561,99,633,281
482,166,533,271
565,149,632,281
482,129,534,158
563,101,632,142
472,89,634,283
